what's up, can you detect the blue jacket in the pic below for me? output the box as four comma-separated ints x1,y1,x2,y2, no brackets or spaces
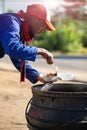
0,13,40,83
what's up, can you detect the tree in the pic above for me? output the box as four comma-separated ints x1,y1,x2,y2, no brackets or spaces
64,0,87,20
52,0,87,22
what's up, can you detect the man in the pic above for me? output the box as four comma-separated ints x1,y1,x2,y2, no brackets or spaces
0,4,55,84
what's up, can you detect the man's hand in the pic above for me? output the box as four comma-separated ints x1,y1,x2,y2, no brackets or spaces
37,73,58,83
37,74,49,83
37,48,53,64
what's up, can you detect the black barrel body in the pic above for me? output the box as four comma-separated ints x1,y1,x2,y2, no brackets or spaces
25,83,87,130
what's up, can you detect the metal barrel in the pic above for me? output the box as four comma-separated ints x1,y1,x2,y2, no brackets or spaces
25,83,87,130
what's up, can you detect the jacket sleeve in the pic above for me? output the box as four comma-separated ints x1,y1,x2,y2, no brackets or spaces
0,15,38,61
10,57,40,84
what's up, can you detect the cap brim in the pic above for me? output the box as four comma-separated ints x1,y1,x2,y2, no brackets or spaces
45,20,55,31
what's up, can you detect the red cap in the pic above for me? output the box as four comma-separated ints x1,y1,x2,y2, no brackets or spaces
26,4,55,31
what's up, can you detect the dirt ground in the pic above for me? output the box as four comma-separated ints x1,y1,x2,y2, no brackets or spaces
0,62,87,130
0,69,32,130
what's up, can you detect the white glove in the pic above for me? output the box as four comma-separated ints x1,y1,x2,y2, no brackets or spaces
38,73,58,83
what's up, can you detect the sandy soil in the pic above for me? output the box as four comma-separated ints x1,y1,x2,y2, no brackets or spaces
0,62,87,130
0,69,33,130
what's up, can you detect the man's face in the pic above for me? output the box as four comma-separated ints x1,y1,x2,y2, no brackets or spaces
28,16,46,38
